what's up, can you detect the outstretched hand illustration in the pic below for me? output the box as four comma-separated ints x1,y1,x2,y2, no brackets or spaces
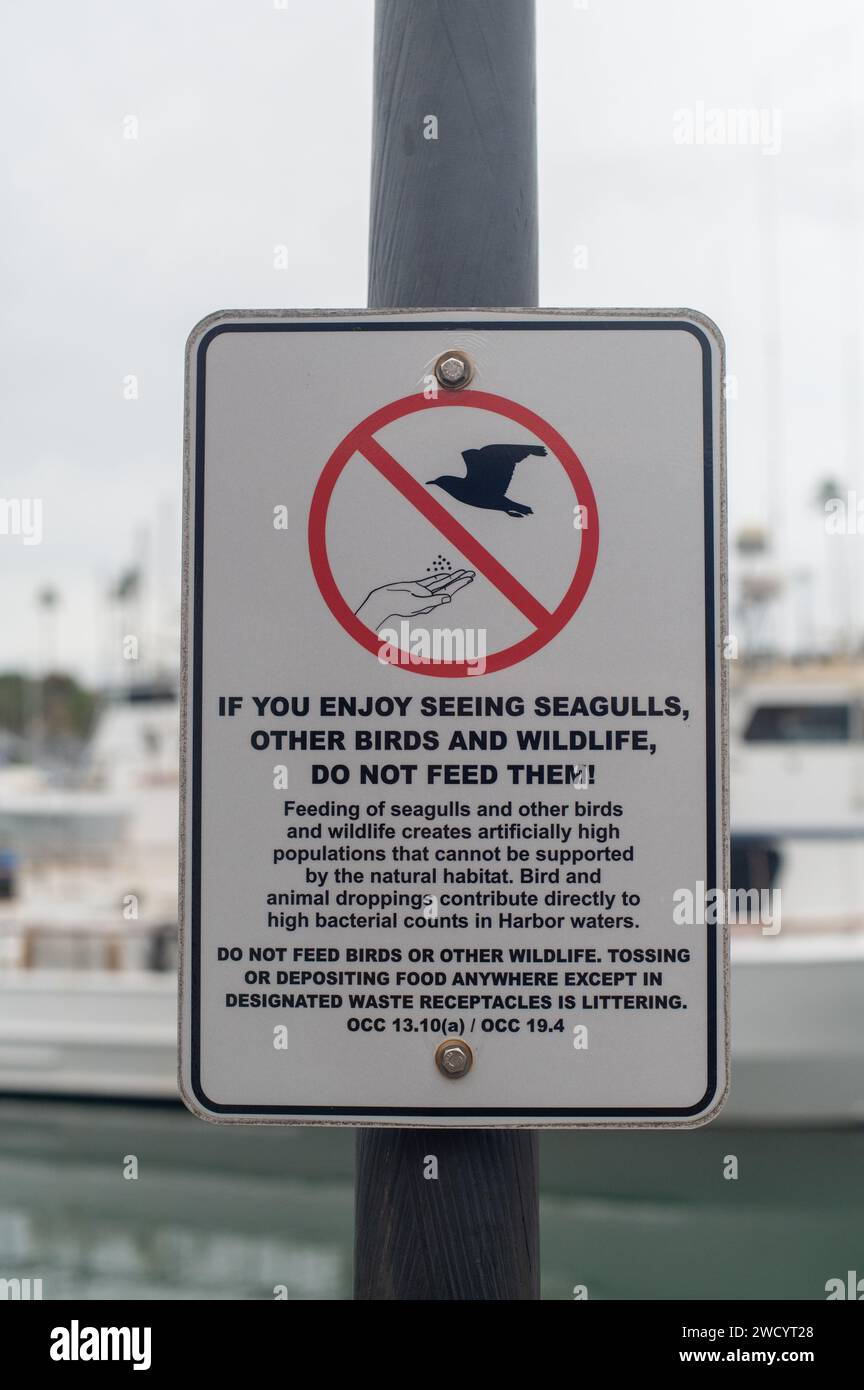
355,569,475,632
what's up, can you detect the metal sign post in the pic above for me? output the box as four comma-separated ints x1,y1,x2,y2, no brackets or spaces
356,0,542,1301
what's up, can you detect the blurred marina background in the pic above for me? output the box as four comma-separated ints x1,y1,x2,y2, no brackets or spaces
1,0,864,1298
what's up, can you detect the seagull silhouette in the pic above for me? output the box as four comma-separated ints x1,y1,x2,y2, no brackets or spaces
427,443,547,518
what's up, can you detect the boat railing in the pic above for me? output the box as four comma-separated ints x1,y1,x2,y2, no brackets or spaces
0,918,177,973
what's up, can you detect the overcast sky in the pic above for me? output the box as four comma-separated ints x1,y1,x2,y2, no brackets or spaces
2,0,863,679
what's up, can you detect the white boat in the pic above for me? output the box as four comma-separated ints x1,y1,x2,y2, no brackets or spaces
0,682,179,1099
727,661,864,1123
731,932,864,1124
0,767,129,859
0,968,176,1099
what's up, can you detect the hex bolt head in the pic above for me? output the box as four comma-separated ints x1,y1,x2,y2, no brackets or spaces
435,1039,474,1078
434,350,473,390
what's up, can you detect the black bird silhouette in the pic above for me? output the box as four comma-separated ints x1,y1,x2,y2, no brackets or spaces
427,443,547,518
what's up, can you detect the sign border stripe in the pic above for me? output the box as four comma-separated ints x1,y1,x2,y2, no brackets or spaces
186,316,721,1123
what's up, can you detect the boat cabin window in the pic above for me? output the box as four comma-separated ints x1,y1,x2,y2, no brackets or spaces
730,838,781,892
743,702,850,743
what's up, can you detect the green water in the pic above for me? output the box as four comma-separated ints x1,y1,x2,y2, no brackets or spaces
0,1101,860,1300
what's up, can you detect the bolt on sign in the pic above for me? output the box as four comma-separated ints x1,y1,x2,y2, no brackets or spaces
180,309,728,1128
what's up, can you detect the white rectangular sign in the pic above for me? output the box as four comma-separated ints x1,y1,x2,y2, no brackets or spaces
180,308,728,1127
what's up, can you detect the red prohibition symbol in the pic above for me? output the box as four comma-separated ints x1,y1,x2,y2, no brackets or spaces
308,390,599,678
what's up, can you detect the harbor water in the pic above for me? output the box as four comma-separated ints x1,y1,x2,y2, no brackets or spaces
1,1100,861,1301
